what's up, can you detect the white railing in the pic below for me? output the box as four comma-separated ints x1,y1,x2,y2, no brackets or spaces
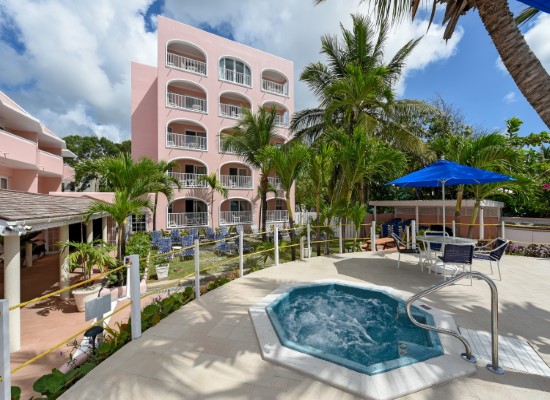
168,212,208,227
219,139,238,154
166,92,206,112
166,132,207,150
266,210,289,222
167,172,208,188
268,176,283,190
274,114,289,128
219,67,252,87
220,175,253,189
166,52,207,75
219,211,253,225
262,79,288,96
219,103,246,119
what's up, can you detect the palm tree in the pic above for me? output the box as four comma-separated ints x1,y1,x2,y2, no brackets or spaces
58,240,117,284
85,192,152,261
292,13,430,151
198,173,228,228
315,1,550,128
152,160,181,231
346,203,368,249
222,106,279,235
271,144,309,260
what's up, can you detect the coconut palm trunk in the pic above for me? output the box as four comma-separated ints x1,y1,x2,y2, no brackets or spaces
476,0,550,127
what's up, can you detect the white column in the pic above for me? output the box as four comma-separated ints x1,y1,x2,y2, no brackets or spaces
102,217,108,243
452,220,456,237
86,220,94,244
411,220,417,249
373,206,377,224
306,221,311,259
415,206,419,232
59,225,70,301
501,221,506,239
25,241,33,268
4,235,21,351
194,239,200,299
479,208,485,240
274,225,279,266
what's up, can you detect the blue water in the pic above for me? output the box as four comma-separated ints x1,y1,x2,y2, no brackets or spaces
266,283,443,375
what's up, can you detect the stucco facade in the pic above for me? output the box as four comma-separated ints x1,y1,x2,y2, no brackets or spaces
131,17,295,230
0,91,75,193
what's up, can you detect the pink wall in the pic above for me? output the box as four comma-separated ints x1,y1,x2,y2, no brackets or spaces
132,17,295,230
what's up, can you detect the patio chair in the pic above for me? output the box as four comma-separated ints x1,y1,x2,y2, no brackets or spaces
179,236,195,260
219,226,229,238
234,236,254,253
425,230,449,253
188,228,199,240
205,227,216,241
157,237,173,259
437,243,474,281
391,233,421,269
235,225,244,235
151,230,162,249
250,224,259,235
473,238,509,281
214,241,232,256
170,229,181,243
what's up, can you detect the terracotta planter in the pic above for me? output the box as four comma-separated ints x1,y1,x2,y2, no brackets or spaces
72,285,102,312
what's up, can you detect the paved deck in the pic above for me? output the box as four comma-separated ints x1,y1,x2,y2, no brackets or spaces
60,252,550,399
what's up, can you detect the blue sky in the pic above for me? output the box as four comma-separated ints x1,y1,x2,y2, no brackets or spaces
0,0,547,142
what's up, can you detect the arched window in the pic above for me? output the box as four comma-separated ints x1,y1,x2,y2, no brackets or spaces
219,57,252,87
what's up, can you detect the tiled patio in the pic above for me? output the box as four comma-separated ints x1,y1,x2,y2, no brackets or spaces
59,251,550,399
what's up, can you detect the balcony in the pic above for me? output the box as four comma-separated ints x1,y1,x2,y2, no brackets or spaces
168,212,208,228
262,79,289,96
166,132,207,150
219,211,253,225
166,52,207,75
221,175,253,189
268,176,283,190
219,138,238,154
167,172,208,188
273,114,289,128
166,92,206,113
219,103,245,119
38,150,64,176
0,128,37,166
266,210,289,222
219,67,251,87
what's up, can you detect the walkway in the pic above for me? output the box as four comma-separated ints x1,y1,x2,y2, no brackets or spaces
60,252,550,399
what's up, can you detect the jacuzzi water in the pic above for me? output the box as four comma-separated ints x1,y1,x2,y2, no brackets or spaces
266,282,443,375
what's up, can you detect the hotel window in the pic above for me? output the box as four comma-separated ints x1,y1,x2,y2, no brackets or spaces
219,57,252,87
130,213,147,233
0,177,7,189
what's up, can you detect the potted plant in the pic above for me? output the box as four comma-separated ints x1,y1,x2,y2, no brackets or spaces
58,240,118,311
154,254,170,280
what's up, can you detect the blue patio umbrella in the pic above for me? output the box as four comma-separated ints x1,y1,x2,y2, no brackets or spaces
388,159,515,228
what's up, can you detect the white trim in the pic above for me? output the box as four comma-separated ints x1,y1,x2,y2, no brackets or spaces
167,156,209,175
261,99,289,112
218,90,253,110
260,68,289,97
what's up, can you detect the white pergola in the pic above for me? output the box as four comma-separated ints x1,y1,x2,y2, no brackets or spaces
0,190,109,352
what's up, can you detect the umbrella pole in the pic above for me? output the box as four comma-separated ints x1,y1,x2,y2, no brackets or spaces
442,181,446,230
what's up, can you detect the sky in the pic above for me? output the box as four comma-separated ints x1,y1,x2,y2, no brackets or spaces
0,0,548,143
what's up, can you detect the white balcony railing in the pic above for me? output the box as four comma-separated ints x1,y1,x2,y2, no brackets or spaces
219,67,252,87
220,175,253,189
219,103,246,119
167,172,208,188
166,92,206,112
166,132,207,150
268,176,284,190
166,52,207,75
219,139,238,154
168,212,208,227
274,114,289,128
261,79,289,96
219,211,253,225
266,210,289,222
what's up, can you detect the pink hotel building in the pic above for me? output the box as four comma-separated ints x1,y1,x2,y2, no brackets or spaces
131,17,295,231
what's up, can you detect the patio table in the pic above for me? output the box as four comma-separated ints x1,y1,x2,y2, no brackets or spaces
416,235,477,275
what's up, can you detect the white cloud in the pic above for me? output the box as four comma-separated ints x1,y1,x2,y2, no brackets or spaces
0,1,462,141
503,91,517,104
524,13,550,73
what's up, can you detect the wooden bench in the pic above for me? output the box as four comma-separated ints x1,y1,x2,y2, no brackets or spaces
361,237,396,251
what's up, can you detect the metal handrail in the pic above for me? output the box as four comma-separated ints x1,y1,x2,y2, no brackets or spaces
405,271,504,374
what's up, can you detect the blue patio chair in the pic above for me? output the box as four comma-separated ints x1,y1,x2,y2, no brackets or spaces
179,236,195,260
189,228,199,240
205,227,216,241
170,229,181,243
473,238,508,281
151,230,162,249
425,230,448,253
235,225,244,235
214,241,232,256
437,243,474,281
157,237,173,259
234,236,254,253
219,226,229,238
